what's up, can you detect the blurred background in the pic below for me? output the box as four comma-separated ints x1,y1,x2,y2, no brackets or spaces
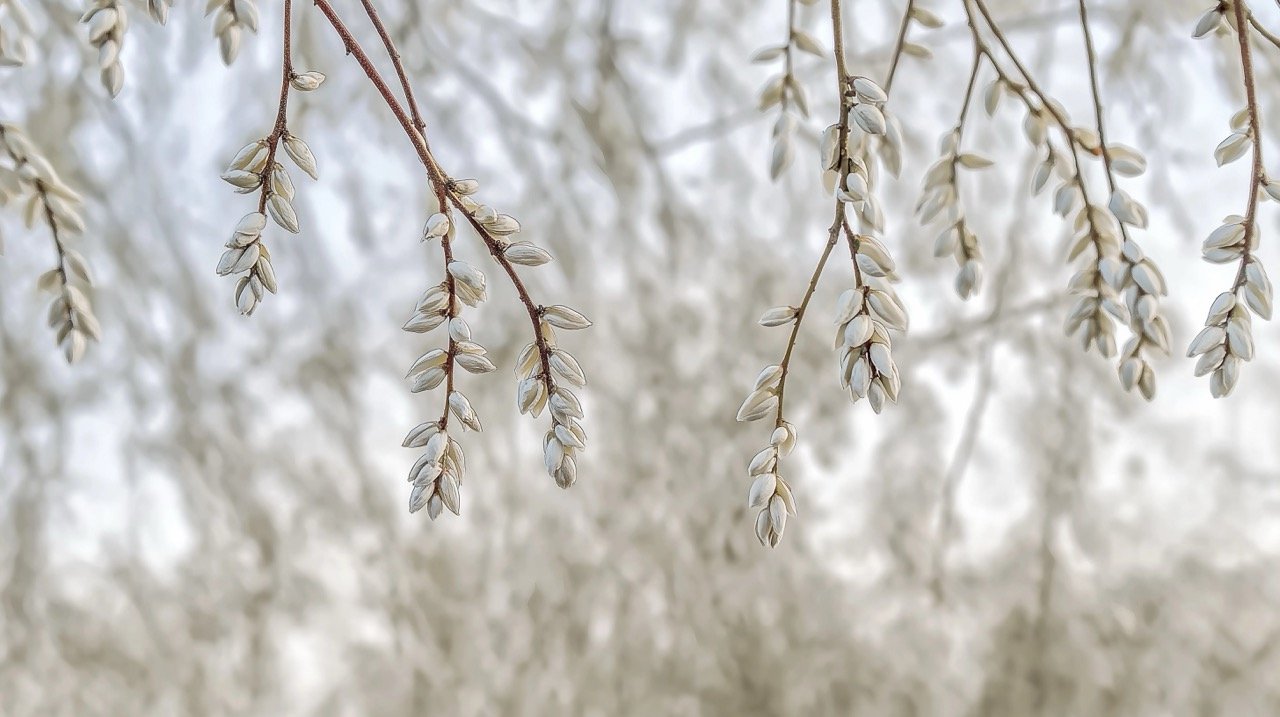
3,0,1280,714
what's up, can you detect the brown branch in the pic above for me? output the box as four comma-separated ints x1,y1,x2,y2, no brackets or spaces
256,0,295,215
772,0,852,427
350,0,461,428
313,0,556,401
965,0,1110,304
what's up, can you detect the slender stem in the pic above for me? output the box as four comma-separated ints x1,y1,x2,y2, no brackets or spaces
1232,0,1264,293
1077,0,1116,193
970,0,1073,135
313,0,556,397
257,0,294,215
781,0,798,114
830,0,848,80
351,0,460,427
1078,0,1158,358
883,0,917,92
955,48,981,140
965,0,1109,305
772,0,851,427
1248,12,1280,52
357,0,428,136
965,0,1097,228
949,49,982,262
773,228,842,427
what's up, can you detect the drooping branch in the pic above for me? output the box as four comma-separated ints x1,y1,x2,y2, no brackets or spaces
312,0,590,510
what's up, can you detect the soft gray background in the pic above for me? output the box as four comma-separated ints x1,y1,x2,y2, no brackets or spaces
2,0,1279,714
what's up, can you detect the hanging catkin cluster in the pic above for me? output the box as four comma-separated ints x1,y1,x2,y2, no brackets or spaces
1,0,589,522
4,0,1280,542
736,0,1277,547
211,0,591,518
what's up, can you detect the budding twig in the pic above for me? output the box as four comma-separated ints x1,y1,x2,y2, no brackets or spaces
313,0,589,511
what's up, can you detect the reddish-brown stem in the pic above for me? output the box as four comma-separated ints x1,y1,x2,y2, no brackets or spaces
256,0,294,215
357,0,428,136
313,0,556,399
350,0,459,427
772,0,851,427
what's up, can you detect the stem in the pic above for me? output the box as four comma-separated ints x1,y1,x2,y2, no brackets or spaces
34,181,76,331
949,49,982,263
965,0,1107,295
781,0,797,115
256,0,294,215
1078,0,1159,358
1248,11,1280,52
883,0,917,93
357,0,428,136
1232,0,1264,294
955,48,981,140
350,0,459,427
1077,0,1116,193
968,0,1094,168
313,0,556,398
772,0,851,427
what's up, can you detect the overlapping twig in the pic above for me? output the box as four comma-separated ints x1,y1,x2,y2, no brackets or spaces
740,0,928,547
311,0,590,517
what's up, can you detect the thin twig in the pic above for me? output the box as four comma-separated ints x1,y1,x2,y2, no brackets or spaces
782,0,798,115
256,0,294,216
882,0,917,93
1231,0,1265,293
313,0,556,400
772,0,852,427
351,0,461,428
1078,0,1162,367
949,48,983,266
965,0,1111,307
1077,0,1116,194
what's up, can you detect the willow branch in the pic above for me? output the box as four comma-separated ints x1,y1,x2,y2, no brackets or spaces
256,0,294,215
1232,0,1265,292
772,0,851,426
313,0,556,399
882,0,917,93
